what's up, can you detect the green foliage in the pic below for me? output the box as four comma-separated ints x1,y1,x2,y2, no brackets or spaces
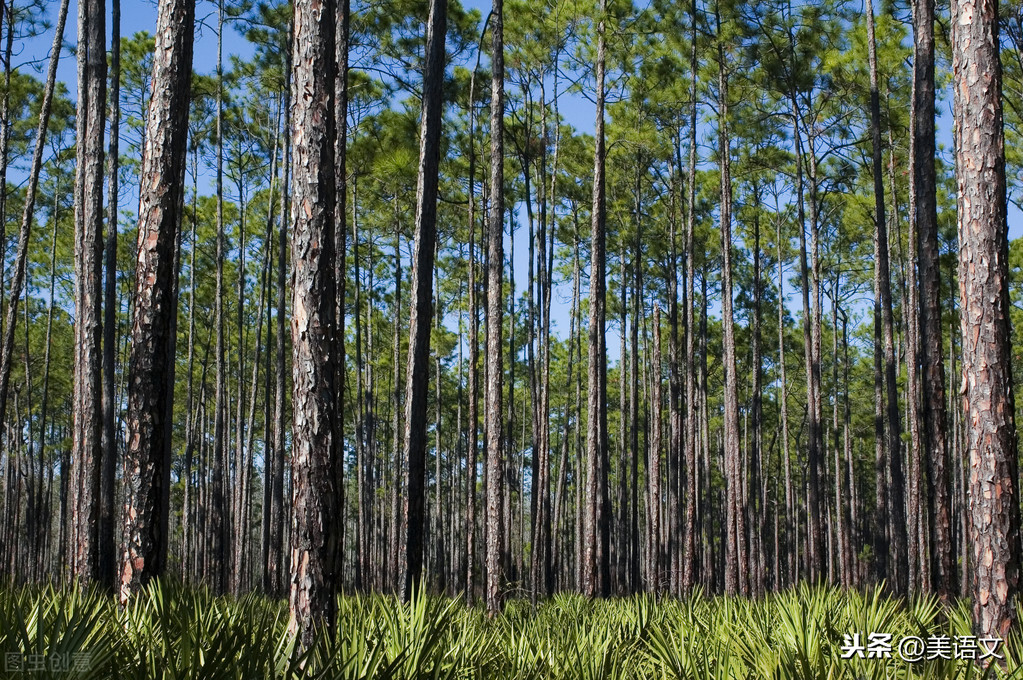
1,582,1021,679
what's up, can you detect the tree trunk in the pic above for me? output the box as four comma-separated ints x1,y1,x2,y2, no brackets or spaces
951,0,1020,639
98,0,120,591
750,184,764,596
334,0,351,593
288,0,340,645
775,213,794,587
866,0,908,595
0,0,16,350
717,20,746,597
266,39,291,597
911,0,954,597
119,0,194,602
464,50,481,604
484,0,505,616
648,304,662,591
69,0,107,583
583,0,610,599
681,2,699,592
38,190,60,579
400,0,446,601
212,0,229,595
0,0,69,487
390,219,403,593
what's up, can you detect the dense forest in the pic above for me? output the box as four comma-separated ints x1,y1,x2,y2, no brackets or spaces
0,0,1021,652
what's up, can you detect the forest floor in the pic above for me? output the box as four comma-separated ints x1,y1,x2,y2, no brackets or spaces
0,580,1017,679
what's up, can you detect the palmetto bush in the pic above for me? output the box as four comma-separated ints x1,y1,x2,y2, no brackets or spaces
0,580,1020,679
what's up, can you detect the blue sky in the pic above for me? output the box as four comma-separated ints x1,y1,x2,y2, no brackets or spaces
26,0,1023,364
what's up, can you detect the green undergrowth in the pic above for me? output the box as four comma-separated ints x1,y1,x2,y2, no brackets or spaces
0,579,1020,679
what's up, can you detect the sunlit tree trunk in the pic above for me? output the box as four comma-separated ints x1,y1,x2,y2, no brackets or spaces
69,0,107,583
288,0,340,645
484,0,506,616
584,0,610,599
119,0,194,602
952,0,1021,639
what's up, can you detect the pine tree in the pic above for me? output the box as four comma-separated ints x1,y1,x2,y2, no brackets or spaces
119,0,195,602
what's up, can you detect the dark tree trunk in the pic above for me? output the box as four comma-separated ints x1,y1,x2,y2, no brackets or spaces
951,0,1020,639
99,0,120,591
119,0,194,601
212,0,229,595
0,0,15,353
866,0,908,595
749,184,764,596
390,220,403,593
334,0,351,593
400,0,446,601
911,0,954,598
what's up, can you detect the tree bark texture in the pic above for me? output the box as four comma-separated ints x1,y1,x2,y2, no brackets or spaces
69,0,107,583
119,0,195,603
485,0,505,615
952,0,1021,639
288,0,340,646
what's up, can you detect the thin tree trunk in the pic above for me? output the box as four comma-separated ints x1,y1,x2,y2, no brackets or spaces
0,0,16,349
912,0,954,598
484,0,506,615
649,304,663,591
433,252,445,593
716,16,746,596
866,0,908,595
771,212,794,589
212,0,229,595
232,176,248,595
681,2,699,592
749,183,764,596
0,0,69,481
334,0,351,595
584,0,610,599
390,219,403,593
464,42,482,604
629,170,642,594
38,189,60,579
399,0,446,601
266,38,291,597
97,0,120,591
